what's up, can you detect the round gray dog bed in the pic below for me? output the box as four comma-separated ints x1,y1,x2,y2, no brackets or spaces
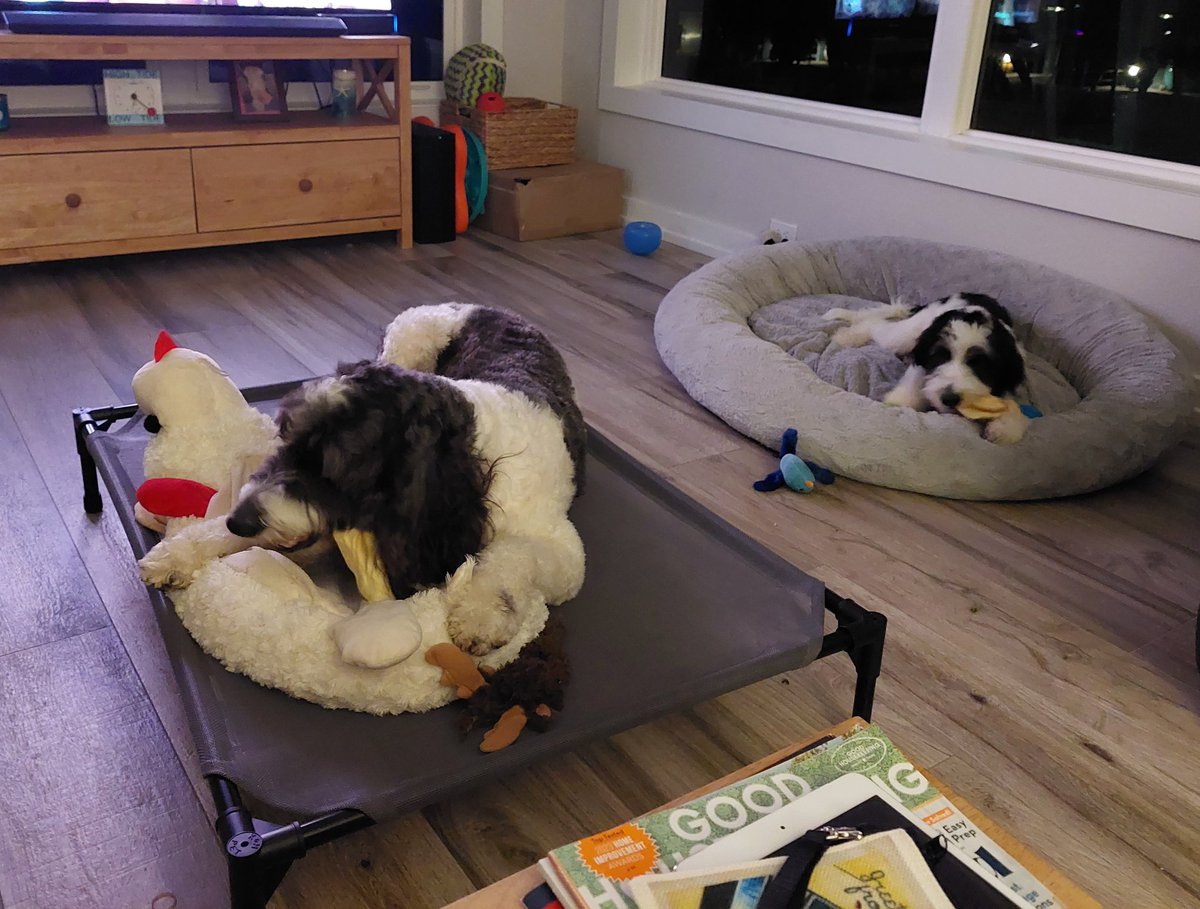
654,237,1195,500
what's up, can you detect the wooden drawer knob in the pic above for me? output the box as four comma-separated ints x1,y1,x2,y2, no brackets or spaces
298,179,314,193
65,193,82,209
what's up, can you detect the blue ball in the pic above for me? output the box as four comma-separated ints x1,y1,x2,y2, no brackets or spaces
623,221,663,256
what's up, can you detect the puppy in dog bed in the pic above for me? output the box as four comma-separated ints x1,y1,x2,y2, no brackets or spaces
139,304,587,666
824,293,1029,444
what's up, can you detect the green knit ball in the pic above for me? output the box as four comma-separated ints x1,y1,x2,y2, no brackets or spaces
445,43,507,108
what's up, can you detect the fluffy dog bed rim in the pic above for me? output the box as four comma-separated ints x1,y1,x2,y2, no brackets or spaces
654,237,1195,500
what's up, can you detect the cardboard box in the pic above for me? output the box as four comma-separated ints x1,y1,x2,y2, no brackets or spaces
475,161,625,241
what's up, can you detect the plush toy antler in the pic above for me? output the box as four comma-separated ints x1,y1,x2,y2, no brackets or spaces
425,615,569,752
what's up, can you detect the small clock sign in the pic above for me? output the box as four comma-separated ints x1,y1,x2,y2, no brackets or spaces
103,69,165,126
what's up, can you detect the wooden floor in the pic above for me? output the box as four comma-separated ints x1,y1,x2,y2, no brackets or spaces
0,230,1196,909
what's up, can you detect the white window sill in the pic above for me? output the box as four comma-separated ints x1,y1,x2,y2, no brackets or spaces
598,77,1200,242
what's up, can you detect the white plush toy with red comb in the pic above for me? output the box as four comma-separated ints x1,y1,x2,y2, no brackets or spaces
132,331,278,533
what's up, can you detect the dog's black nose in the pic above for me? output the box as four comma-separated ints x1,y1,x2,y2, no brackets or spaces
941,391,962,408
226,503,265,538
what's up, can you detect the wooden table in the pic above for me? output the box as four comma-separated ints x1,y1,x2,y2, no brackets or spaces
445,719,1101,909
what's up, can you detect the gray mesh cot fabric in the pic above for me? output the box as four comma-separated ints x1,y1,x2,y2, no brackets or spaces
86,384,828,823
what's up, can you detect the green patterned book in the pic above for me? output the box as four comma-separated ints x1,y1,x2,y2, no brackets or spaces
544,722,1058,909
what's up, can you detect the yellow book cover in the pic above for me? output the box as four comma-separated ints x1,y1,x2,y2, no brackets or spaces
805,830,954,909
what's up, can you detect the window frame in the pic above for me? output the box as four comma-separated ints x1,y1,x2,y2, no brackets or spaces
599,0,1200,241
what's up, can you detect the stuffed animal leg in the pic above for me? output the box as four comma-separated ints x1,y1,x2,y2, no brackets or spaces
330,528,423,669
140,514,260,589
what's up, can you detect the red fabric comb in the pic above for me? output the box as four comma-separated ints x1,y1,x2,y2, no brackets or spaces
154,330,177,362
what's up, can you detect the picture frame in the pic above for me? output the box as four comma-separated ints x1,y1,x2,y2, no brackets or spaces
228,61,288,121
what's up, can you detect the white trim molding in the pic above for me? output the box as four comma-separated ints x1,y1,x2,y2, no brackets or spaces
624,194,756,257
600,0,1200,242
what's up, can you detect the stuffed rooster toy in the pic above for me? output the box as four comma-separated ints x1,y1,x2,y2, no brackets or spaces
132,331,278,533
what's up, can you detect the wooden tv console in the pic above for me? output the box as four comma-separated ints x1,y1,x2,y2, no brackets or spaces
0,31,412,265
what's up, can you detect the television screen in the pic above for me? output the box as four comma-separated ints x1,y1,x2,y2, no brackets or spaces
834,0,938,17
0,0,445,84
3,0,393,8
992,0,1038,26
834,0,914,18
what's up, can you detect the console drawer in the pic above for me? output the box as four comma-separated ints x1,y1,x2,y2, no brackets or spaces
0,149,196,248
193,139,402,232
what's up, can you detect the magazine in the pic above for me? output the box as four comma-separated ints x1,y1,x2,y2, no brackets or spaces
545,723,1059,909
545,731,851,909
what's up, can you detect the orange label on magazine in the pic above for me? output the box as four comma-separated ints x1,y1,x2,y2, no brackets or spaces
576,822,658,880
924,806,954,825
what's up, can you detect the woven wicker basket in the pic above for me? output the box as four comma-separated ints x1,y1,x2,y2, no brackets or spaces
439,97,577,170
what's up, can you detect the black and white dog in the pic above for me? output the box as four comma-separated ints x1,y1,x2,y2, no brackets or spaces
139,304,587,666
824,293,1029,444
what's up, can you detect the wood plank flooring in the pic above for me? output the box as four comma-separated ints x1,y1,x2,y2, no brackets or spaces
0,230,1196,909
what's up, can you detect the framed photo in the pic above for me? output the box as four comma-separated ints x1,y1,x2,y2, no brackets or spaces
228,61,288,120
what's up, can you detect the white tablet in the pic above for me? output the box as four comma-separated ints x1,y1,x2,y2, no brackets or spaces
675,774,882,871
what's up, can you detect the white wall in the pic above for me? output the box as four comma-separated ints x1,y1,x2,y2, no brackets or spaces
490,0,564,102
562,0,1200,367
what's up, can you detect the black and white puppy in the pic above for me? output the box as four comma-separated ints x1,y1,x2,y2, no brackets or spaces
824,293,1029,444
139,303,587,666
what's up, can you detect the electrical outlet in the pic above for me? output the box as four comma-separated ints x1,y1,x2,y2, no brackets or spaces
770,219,799,243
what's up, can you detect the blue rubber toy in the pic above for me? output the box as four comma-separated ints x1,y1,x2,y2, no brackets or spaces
623,221,663,256
1019,403,1043,419
754,429,835,493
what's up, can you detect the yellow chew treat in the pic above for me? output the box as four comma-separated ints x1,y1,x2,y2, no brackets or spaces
332,528,395,602
957,394,1011,421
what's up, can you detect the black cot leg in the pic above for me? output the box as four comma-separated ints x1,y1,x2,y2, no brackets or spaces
818,592,888,722
211,777,300,909
228,853,296,909
208,775,373,909
849,610,887,721
72,409,103,514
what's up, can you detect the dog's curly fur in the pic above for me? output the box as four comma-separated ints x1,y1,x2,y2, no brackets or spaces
824,292,1030,444
258,361,492,599
141,303,586,667
433,306,586,493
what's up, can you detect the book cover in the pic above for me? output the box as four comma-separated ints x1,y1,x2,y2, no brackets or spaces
523,881,565,909
548,723,1058,909
801,796,1023,908
804,830,955,909
628,858,785,909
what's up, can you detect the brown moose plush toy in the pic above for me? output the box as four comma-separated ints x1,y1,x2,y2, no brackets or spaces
425,615,570,752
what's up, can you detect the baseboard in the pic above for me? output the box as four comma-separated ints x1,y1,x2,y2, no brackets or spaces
623,194,755,258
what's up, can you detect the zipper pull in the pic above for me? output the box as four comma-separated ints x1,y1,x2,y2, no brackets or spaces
818,826,864,842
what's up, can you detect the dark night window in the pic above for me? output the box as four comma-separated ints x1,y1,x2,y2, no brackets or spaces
660,0,941,117
973,1,1200,166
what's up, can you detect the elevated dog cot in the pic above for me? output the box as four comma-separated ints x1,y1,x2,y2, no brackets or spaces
73,379,888,909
